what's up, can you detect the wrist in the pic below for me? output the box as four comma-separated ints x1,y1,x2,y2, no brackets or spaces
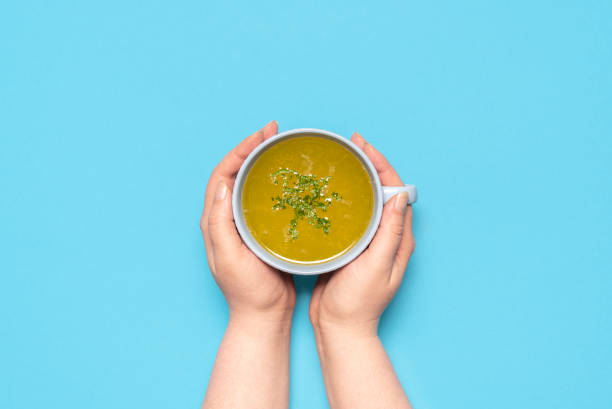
312,315,379,342
226,286,296,326
228,308,293,338
314,320,383,373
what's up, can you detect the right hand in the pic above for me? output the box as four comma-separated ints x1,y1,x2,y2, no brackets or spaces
309,132,415,337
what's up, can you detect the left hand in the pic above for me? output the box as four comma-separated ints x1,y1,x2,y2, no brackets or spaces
200,121,296,321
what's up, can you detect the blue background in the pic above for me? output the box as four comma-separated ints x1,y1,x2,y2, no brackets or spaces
1,1,611,408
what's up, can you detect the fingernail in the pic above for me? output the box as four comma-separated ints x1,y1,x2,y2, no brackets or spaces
394,192,409,211
215,180,228,200
360,135,370,149
264,120,277,131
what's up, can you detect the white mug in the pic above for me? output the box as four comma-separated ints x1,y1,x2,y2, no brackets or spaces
232,128,417,275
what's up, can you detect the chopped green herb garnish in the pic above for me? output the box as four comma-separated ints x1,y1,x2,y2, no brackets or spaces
270,168,342,240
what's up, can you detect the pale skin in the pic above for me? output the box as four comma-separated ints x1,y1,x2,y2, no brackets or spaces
200,121,414,409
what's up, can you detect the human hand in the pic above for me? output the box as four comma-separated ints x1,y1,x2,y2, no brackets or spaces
309,132,415,338
201,121,296,323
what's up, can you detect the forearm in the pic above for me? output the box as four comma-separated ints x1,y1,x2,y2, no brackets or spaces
314,324,411,409
203,312,292,409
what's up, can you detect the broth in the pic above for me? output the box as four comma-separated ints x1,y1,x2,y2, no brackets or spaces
242,136,373,263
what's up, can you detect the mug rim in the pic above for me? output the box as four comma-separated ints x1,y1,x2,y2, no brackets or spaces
232,128,384,275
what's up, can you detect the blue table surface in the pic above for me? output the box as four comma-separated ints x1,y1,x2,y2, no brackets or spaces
1,1,611,408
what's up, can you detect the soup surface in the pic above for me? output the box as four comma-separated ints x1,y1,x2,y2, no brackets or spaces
242,136,373,263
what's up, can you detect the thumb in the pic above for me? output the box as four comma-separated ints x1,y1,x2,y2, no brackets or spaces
367,192,409,268
208,180,243,264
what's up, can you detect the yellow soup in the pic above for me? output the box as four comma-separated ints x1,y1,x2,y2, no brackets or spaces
242,136,373,263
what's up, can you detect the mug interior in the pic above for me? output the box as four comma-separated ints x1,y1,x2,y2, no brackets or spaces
232,129,383,275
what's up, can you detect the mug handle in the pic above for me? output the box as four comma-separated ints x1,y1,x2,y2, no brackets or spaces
382,185,418,205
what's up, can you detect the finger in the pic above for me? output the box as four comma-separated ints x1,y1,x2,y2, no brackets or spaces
351,132,414,280
309,273,331,326
208,121,276,207
200,212,215,272
366,193,409,277
350,132,366,150
262,120,278,140
201,121,277,265
216,120,278,179
351,132,402,186
392,205,415,282
207,180,243,272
